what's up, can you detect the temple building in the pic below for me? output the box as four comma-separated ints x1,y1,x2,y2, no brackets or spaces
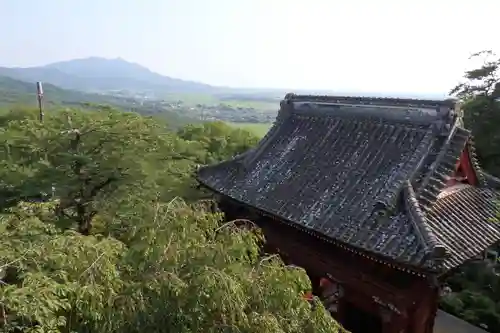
196,94,500,333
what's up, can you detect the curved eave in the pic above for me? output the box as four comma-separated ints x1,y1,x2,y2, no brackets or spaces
479,171,500,189
200,181,433,277
465,136,489,187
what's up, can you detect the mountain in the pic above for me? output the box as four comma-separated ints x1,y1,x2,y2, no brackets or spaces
0,57,215,95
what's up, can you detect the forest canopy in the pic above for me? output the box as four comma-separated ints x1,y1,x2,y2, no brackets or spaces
0,108,343,332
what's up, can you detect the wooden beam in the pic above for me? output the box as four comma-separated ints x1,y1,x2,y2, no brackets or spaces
262,222,425,311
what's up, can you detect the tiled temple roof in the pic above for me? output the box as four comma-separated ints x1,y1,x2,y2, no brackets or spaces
197,94,500,273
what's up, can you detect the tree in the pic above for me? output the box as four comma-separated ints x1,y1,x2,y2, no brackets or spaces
177,121,259,164
0,108,177,234
450,50,500,101
449,50,500,175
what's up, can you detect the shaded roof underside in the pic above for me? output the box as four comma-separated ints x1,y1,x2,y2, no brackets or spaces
198,99,500,272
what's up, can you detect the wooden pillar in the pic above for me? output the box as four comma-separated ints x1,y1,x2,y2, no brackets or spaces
380,308,394,333
321,278,344,320
424,286,440,333
406,281,439,333
380,309,407,333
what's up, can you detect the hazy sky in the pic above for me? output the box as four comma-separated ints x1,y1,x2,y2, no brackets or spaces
1,0,499,94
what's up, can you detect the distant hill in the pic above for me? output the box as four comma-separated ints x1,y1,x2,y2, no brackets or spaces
0,75,109,106
0,75,196,127
0,57,215,95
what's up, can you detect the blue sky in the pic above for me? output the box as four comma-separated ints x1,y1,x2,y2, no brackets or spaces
1,0,499,93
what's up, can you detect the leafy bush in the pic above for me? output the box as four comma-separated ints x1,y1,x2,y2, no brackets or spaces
0,200,342,333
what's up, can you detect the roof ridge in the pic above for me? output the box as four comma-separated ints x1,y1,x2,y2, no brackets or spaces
241,98,297,168
283,93,457,125
416,123,470,207
242,117,285,168
403,181,448,260
417,125,459,193
466,137,488,186
375,127,437,210
284,93,457,108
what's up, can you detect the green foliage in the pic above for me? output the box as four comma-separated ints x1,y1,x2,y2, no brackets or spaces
177,121,260,164
450,50,500,175
0,107,342,333
0,108,173,234
0,200,341,333
460,97,500,175
441,262,500,332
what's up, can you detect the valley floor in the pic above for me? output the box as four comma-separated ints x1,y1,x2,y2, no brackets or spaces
229,122,272,137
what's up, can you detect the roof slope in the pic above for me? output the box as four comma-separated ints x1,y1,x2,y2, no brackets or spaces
198,94,500,272
429,185,500,269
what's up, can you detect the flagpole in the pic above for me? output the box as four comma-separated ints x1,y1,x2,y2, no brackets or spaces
36,81,44,122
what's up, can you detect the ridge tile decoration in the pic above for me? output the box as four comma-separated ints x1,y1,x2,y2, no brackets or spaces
197,94,500,273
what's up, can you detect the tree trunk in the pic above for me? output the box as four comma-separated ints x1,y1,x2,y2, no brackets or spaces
76,202,94,235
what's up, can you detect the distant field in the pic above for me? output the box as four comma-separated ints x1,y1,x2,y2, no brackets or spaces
229,122,272,137
163,93,219,105
221,99,277,111
162,93,278,111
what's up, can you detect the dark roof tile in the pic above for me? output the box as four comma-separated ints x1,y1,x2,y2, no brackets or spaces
200,116,433,265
